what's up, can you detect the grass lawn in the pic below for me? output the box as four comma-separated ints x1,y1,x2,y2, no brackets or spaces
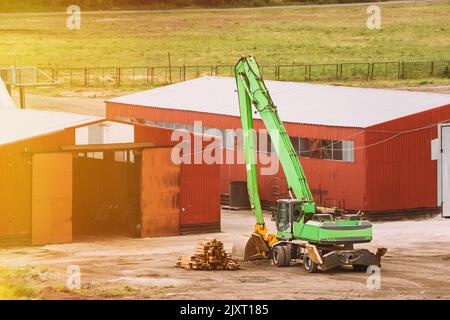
0,267,38,300
0,1,448,68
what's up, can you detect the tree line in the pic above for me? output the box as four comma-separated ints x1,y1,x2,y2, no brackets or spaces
0,0,391,12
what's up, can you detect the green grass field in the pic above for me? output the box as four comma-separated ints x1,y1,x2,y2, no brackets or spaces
0,1,448,68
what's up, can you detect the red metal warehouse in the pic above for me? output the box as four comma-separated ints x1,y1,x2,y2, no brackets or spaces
105,76,450,219
0,108,220,247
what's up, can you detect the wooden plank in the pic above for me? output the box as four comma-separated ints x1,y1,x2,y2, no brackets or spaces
176,238,240,271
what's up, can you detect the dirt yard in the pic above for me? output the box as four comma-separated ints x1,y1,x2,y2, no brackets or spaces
0,210,449,300
10,83,450,119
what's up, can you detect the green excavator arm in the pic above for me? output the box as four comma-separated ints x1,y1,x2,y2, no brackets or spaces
235,55,316,228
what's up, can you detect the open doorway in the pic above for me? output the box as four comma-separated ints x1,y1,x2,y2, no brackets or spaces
72,149,140,239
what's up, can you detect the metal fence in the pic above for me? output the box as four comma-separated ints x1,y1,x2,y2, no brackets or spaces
0,67,59,86
2,60,449,87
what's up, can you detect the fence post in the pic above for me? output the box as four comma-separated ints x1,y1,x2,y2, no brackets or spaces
401,61,405,79
117,67,121,86
18,68,22,85
398,61,405,79
431,61,434,76
19,86,26,109
168,67,172,83
151,67,154,85
84,68,88,87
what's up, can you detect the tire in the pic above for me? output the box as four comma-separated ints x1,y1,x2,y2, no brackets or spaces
303,252,318,273
272,246,287,267
282,245,291,267
353,265,368,272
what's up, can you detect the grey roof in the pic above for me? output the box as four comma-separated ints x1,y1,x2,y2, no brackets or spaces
0,109,101,145
108,76,450,128
0,77,15,108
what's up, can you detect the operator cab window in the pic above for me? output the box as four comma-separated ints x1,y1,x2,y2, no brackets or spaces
277,202,290,232
292,204,302,222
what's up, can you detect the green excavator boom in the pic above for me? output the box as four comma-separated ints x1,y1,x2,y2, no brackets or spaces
235,55,316,224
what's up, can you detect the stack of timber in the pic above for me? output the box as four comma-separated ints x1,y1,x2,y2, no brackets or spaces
176,239,240,271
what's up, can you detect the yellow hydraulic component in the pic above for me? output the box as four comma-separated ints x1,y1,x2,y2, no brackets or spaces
232,223,278,261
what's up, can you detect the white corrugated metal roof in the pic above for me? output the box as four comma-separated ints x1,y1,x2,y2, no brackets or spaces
108,76,450,128
0,77,15,108
0,108,102,145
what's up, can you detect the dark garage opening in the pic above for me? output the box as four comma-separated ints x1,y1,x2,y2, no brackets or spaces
72,149,140,239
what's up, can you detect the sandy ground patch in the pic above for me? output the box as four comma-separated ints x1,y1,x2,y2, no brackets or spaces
10,83,450,119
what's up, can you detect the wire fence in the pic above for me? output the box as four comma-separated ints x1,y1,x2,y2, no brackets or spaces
2,60,450,87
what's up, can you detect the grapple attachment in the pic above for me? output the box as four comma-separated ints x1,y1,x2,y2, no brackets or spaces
232,233,270,261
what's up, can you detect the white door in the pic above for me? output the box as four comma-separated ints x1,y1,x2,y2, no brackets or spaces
441,126,450,217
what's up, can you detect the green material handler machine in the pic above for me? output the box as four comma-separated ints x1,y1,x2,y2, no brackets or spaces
232,56,386,272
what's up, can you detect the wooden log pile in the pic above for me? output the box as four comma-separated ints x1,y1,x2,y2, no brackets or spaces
176,239,240,271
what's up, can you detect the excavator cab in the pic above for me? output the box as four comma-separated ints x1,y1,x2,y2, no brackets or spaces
272,199,302,232
273,199,319,234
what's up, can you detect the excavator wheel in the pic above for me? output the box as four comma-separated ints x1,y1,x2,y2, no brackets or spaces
282,245,291,267
272,246,287,267
303,252,318,273
272,245,291,267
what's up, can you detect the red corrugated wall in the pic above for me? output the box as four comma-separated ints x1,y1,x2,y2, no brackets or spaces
365,103,450,212
107,102,367,211
220,149,365,210
133,123,221,226
179,162,221,225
